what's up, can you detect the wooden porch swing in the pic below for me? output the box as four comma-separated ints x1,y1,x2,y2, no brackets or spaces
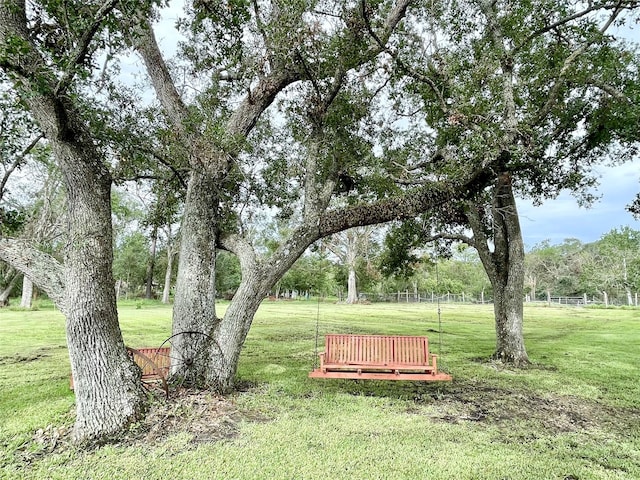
308,258,451,382
308,333,452,381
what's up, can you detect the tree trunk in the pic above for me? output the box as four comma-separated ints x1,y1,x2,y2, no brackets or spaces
145,226,158,299
169,171,220,385
208,271,271,391
162,247,176,304
346,268,358,304
492,277,528,365
468,172,529,366
20,276,33,308
54,142,147,442
0,0,147,441
0,270,19,306
489,175,528,366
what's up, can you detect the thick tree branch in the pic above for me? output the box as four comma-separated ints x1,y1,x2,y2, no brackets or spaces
423,231,475,247
582,79,631,103
226,70,298,138
376,0,413,47
0,238,66,309
465,202,497,282
227,0,413,138
218,233,257,274
134,20,191,133
317,162,495,238
0,0,91,144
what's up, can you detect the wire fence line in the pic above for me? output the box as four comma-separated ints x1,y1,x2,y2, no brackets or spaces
354,291,640,306
276,289,640,307
353,291,491,304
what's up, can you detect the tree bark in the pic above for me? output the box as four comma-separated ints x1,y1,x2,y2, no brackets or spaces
20,275,33,308
169,171,220,385
208,270,271,390
0,0,146,442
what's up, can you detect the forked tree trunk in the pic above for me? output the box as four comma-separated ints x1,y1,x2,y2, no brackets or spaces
169,171,220,385
20,276,33,308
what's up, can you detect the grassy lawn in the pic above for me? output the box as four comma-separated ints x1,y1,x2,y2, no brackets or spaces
1,300,639,479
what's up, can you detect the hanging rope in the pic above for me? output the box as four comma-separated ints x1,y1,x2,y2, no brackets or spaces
313,290,321,371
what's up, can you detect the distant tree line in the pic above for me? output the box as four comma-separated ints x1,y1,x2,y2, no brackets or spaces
6,215,630,306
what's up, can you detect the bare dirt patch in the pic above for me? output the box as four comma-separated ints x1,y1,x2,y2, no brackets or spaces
421,381,640,438
12,387,266,466
131,388,250,445
0,346,66,365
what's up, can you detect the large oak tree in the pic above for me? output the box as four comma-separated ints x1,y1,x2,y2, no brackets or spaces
380,0,640,364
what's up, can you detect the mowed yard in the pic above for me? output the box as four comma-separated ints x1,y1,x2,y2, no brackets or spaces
1,300,639,479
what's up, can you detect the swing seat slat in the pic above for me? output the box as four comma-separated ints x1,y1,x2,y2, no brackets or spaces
309,334,452,381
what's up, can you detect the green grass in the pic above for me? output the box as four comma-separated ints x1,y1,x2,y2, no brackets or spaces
1,301,639,479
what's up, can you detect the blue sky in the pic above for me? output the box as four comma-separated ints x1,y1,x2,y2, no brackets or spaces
517,160,640,249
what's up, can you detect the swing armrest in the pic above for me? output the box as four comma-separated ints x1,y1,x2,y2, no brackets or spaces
430,353,438,373
318,352,326,371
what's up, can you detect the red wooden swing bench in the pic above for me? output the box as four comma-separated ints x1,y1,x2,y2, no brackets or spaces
70,347,171,390
309,334,452,381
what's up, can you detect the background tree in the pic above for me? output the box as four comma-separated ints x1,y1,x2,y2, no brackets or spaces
18,160,66,308
592,227,640,304
279,253,336,299
525,239,586,301
325,226,377,304
378,0,640,365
